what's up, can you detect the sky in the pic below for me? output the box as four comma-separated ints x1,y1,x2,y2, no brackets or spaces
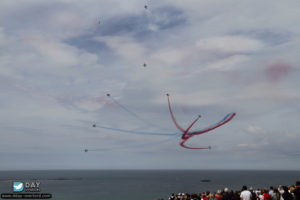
0,0,300,170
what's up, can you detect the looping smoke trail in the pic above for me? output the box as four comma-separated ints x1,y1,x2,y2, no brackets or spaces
87,94,235,151
181,115,201,140
180,139,211,150
167,94,236,150
186,113,236,137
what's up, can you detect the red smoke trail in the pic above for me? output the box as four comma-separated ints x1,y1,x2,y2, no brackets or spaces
167,94,185,133
167,94,236,150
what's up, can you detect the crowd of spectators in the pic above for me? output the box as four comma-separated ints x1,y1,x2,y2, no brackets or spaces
157,181,300,200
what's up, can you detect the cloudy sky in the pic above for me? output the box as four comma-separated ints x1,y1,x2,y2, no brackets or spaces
0,0,299,170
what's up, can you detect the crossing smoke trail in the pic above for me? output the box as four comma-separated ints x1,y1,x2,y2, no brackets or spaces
85,94,236,152
94,124,180,136
107,94,172,131
167,94,236,150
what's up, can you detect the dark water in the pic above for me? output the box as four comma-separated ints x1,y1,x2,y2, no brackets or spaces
0,170,299,200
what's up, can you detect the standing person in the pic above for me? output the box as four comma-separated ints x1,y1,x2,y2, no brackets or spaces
223,188,232,200
168,193,175,200
281,186,293,200
241,186,252,200
258,189,264,200
232,191,240,200
269,187,274,196
272,188,281,200
294,181,300,200
250,187,257,200
209,192,216,200
202,192,208,200
256,189,261,197
263,189,272,200
216,190,223,200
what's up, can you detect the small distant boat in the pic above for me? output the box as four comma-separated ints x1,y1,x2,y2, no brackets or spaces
201,179,211,182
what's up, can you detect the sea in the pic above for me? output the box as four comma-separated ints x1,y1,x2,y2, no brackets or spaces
0,170,299,200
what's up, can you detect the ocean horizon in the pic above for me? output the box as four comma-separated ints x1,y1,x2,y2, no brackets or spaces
1,170,299,200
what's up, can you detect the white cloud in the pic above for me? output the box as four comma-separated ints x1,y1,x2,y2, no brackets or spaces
94,36,147,62
150,48,190,66
245,125,270,135
148,24,159,31
237,143,259,148
73,97,105,112
28,36,82,67
206,54,249,70
1,0,300,170
196,36,264,53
